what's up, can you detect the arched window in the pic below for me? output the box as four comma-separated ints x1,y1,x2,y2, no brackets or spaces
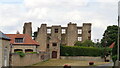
14,49,23,52
25,49,33,53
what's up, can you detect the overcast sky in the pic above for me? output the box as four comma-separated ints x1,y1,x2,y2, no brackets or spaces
0,0,119,42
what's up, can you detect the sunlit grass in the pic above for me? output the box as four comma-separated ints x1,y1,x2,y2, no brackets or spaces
33,59,110,66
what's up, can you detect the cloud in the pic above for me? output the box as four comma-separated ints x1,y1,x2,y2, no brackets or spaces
0,0,118,41
96,0,119,2
24,0,89,8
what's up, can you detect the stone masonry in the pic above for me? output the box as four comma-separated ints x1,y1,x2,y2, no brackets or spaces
23,22,32,37
23,22,91,59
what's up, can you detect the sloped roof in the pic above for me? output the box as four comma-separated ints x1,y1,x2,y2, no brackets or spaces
109,42,115,48
5,34,39,45
0,31,10,40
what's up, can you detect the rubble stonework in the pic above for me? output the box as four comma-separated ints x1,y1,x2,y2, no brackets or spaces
23,22,32,37
23,22,92,59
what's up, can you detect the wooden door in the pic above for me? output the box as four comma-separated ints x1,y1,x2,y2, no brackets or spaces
52,51,57,58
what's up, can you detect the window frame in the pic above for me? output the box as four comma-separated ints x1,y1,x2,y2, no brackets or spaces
78,37,82,41
47,29,51,34
78,29,82,34
15,38,24,43
54,28,58,33
62,29,66,34
52,43,57,46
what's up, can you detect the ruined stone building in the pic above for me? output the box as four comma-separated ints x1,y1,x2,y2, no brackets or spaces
23,22,32,37
23,22,91,59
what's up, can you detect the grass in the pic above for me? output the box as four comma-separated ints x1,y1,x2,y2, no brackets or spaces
32,59,110,66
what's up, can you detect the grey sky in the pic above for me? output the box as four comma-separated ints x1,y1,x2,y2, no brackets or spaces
0,0,119,42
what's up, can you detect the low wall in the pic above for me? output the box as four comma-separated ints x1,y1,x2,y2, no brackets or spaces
60,56,104,62
11,53,50,66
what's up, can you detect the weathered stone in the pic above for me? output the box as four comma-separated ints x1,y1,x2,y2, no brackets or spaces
23,22,32,37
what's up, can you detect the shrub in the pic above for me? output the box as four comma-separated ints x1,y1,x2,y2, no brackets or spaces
112,55,117,62
82,40,94,47
74,40,94,47
60,46,111,57
74,41,83,46
15,51,25,57
26,52,38,54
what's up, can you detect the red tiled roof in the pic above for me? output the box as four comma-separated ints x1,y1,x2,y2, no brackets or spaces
109,42,115,48
5,34,39,46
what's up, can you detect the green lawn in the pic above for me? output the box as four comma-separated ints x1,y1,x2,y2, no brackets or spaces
32,59,110,66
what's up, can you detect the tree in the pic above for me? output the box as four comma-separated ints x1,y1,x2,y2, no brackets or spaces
101,25,120,63
101,25,118,47
74,40,94,47
74,41,83,46
82,40,94,47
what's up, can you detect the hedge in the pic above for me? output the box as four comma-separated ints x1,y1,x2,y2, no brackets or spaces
60,46,111,57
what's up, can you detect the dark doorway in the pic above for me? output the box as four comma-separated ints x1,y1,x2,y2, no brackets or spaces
52,51,57,58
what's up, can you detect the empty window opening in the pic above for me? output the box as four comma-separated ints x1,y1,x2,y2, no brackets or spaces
47,44,49,48
47,29,51,34
47,36,51,40
88,36,91,40
52,43,57,46
88,30,91,33
78,29,82,34
78,37,82,41
55,29,58,33
62,29,66,34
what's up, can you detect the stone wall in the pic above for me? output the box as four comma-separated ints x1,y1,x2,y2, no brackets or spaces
0,39,10,67
67,23,78,46
82,23,91,42
35,24,47,51
11,53,50,66
60,56,104,62
23,22,32,37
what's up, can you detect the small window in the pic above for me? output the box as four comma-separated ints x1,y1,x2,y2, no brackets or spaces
15,38,23,43
47,44,49,48
88,30,91,33
52,43,57,46
47,29,51,34
55,29,58,33
47,36,51,40
78,37,82,41
14,49,23,52
78,29,82,34
25,49,33,53
88,36,91,40
62,29,66,34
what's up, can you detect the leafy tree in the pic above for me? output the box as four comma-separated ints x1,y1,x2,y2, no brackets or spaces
74,40,94,47
101,25,118,47
74,41,83,46
82,40,94,47
94,42,102,47
101,25,120,63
